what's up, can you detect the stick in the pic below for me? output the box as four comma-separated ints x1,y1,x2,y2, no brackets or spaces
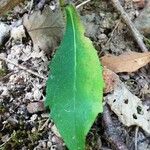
39,118,49,131
105,19,121,45
76,0,91,9
0,136,12,148
111,0,148,52
102,104,128,150
0,72,14,81
0,55,46,80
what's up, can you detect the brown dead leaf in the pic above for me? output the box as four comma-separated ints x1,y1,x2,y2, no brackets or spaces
23,6,64,54
0,0,25,16
101,52,150,73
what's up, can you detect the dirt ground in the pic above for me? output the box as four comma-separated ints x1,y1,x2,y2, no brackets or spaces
0,0,150,150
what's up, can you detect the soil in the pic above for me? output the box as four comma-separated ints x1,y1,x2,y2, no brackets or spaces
0,0,150,150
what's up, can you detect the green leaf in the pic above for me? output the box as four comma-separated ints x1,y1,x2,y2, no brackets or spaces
45,5,104,150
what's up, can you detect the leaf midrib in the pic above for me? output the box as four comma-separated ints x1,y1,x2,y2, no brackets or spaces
69,8,77,142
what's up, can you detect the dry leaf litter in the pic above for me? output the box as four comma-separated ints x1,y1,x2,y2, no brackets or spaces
0,0,150,149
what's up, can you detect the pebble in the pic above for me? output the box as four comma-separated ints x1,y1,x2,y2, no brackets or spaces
7,117,18,126
31,127,36,133
47,141,52,147
33,88,42,101
24,92,33,100
27,101,45,114
0,22,10,46
98,34,108,42
30,114,38,121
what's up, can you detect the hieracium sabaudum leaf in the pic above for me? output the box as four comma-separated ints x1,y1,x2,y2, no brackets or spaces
45,5,104,150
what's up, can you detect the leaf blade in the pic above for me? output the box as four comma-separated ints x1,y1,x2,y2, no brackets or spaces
45,5,104,150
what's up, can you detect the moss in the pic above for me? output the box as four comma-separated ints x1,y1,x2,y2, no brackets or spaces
0,69,6,77
27,131,43,149
28,131,42,144
2,130,27,150
1,129,43,150
0,60,7,78
0,105,6,114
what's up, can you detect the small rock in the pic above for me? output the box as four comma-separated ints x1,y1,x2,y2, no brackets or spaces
30,114,38,121
0,22,10,46
98,34,108,42
47,141,52,147
100,13,114,29
27,101,45,114
7,117,18,126
31,127,36,133
33,88,42,101
25,92,33,100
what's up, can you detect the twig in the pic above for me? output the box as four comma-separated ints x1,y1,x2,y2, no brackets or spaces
111,0,148,52
39,118,49,131
102,104,128,150
0,136,12,148
105,19,121,45
135,126,139,150
0,55,46,80
76,0,91,9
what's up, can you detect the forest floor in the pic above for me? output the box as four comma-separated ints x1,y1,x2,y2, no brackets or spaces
0,0,150,150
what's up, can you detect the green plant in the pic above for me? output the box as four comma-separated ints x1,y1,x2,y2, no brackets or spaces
45,4,104,150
